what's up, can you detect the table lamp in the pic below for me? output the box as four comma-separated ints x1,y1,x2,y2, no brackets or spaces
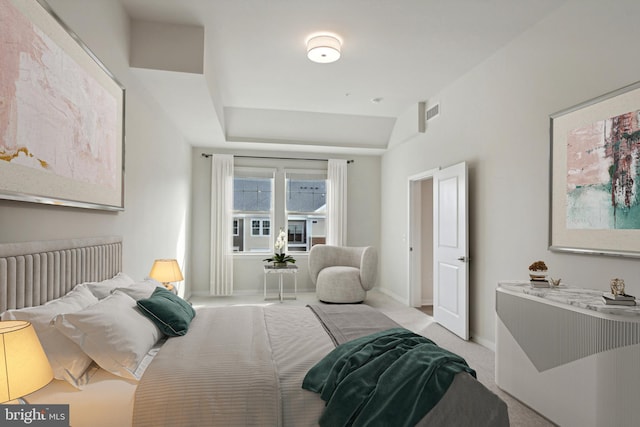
0,320,53,404
149,259,184,292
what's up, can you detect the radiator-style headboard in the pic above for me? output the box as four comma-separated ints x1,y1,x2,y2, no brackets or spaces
0,236,122,313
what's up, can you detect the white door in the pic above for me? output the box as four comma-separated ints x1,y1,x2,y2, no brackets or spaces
433,162,469,340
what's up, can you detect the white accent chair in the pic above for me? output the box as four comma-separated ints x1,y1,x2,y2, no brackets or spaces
308,245,378,303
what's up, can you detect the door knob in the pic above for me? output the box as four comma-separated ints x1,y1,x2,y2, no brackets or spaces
457,256,468,262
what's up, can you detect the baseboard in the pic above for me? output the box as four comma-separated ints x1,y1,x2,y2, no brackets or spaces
375,286,409,305
470,331,495,352
421,298,433,306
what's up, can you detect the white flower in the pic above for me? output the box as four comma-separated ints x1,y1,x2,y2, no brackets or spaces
274,228,286,252
263,227,296,265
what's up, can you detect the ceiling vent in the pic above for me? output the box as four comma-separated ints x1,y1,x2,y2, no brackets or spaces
418,101,440,133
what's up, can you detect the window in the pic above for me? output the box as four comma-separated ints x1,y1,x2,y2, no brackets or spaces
231,165,327,253
251,219,270,236
251,219,260,235
286,172,327,251
233,169,274,253
288,220,306,245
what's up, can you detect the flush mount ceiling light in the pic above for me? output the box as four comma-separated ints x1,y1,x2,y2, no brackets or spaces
306,34,342,64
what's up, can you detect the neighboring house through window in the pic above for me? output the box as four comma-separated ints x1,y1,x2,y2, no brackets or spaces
251,219,270,236
233,169,273,252
232,164,327,253
286,172,326,251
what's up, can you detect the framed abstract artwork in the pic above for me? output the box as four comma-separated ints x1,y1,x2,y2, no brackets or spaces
550,80,640,257
0,0,125,211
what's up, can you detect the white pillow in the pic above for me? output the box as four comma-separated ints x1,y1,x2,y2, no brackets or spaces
114,277,163,300
1,284,98,388
53,290,162,380
85,272,135,299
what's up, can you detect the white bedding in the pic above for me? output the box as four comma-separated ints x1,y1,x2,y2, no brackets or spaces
264,305,335,426
132,305,335,427
24,339,163,427
23,305,333,427
24,367,137,427
21,304,508,427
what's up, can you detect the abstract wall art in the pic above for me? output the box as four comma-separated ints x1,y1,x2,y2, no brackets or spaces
550,81,640,257
0,0,124,210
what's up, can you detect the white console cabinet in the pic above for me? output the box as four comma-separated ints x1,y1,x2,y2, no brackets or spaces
496,281,640,427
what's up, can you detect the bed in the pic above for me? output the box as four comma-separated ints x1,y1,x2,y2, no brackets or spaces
0,237,509,427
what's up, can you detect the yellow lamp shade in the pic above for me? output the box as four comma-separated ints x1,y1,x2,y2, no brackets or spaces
0,321,53,403
149,259,184,288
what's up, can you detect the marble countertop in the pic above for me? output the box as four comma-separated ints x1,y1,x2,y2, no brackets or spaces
498,280,640,317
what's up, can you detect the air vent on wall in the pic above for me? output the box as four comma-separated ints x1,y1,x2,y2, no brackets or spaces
418,101,440,133
426,103,440,121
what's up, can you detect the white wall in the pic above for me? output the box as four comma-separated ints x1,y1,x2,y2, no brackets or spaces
190,148,381,295
380,0,640,347
0,0,192,290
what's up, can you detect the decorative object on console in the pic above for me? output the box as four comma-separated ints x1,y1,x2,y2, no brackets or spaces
550,80,640,258
0,320,53,403
603,292,634,301
149,259,184,293
530,281,550,288
549,277,562,287
528,260,548,278
602,283,636,305
601,296,636,306
263,228,296,267
528,260,549,286
610,278,626,295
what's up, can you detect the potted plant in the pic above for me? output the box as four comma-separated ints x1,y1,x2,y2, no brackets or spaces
528,260,548,280
263,228,296,267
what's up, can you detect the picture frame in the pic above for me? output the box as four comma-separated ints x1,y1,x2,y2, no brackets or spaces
549,80,640,257
0,0,125,211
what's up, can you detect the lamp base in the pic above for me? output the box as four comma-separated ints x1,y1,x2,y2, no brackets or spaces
162,283,177,294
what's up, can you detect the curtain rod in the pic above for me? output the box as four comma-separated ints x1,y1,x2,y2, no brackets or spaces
201,153,354,164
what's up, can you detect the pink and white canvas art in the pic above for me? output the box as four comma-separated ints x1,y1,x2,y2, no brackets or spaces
550,81,640,256
0,0,118,189
566,111,640,230
0,0,123,210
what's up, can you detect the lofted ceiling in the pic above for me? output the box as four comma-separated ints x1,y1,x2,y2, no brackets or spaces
119,0,565,155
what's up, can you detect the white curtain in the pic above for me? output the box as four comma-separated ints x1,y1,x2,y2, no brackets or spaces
210,154,234,295
326,159,347,246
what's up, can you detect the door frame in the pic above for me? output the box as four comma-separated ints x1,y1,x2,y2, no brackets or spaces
407,168,439,308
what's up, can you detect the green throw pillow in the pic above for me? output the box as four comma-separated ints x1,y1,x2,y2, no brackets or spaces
137,287,196,336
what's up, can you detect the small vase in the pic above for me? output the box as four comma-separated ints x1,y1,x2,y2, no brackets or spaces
529,269,548,281
273,262,287,268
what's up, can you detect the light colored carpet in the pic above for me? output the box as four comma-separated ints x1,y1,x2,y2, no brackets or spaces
189,290,556,426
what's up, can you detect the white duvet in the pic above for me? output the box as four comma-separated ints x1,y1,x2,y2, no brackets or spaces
25,305,334,427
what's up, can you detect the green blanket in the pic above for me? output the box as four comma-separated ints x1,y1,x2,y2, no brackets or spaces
302,328,476,427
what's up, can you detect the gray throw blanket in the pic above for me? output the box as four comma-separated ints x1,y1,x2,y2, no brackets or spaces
307,303,401,345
